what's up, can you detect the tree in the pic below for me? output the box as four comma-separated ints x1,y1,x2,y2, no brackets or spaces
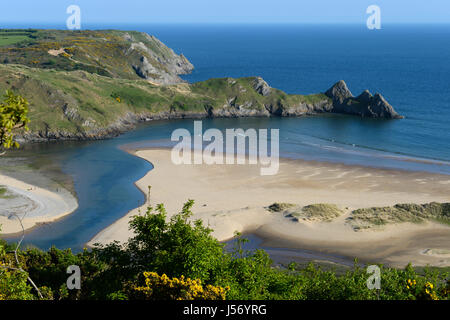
126,200,225,282
0,236,35,300
0,91,35,298
0,90,29,152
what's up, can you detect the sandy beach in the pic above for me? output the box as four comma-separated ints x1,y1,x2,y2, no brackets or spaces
89,148,450,267
0,174,78,235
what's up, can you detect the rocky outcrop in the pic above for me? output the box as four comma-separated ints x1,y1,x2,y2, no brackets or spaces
127,34,194,85
252,77,272,96
17,111,215,142
132,56,160,80
325,80,353,105
325,80,403,119
263,99,333,117
367,93,402,119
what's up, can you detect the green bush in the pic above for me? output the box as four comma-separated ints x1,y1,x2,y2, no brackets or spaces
1,201,449,300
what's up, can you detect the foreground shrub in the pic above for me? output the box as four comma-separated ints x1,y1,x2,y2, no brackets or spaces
0,262,35,300
1,201,449,300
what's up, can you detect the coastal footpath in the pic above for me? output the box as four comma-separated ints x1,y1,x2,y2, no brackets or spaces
0,29,402,143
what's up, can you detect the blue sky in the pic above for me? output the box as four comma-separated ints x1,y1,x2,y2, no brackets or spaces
1,0,449,24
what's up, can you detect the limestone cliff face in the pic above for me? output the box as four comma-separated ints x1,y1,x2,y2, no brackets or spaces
325,80,403,119
127,33,194,84
252,77,272,96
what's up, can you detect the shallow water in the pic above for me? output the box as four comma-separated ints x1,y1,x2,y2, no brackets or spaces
224,233,358,268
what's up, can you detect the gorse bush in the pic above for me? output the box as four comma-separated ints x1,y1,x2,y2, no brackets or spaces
0,90,29,150
0,200,449,300
130,272,228,300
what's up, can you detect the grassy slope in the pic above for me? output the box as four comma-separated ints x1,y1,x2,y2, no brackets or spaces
0,35,30,46
0,64,172,133
0,64,330,136
191,77,328,110
0,29,185,80
0,30,38,47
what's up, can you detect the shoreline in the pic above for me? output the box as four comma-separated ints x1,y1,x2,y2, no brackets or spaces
88,147,450,267
18,115,450,175
0,174,78,235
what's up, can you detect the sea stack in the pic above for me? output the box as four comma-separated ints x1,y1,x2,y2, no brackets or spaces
325,80,403,119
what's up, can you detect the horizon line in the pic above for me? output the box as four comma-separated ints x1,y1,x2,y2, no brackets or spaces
2,21,450,26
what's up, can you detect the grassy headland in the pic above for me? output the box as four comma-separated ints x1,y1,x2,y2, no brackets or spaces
0,29,400,142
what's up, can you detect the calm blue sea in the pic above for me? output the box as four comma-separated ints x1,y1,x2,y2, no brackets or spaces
146,23,450,164
2,23,450,250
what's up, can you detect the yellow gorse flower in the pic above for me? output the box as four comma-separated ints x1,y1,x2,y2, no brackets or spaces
134,272,228,300
407,279,416,286
424,282,438,300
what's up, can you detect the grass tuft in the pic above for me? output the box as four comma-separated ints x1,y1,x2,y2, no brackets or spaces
267,202,295,212
347,202,450,230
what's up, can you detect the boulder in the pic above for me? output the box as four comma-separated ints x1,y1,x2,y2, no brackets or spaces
252,77,272,96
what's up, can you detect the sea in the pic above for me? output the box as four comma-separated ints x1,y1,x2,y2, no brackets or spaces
1,23,449,251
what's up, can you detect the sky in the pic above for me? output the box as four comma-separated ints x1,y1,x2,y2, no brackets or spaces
1,0,449,25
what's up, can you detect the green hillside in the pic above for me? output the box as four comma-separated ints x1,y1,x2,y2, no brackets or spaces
0,63,331,140
0,29,193,84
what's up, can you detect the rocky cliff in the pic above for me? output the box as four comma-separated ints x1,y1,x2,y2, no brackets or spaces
127,33,194,84
325,80,403,119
